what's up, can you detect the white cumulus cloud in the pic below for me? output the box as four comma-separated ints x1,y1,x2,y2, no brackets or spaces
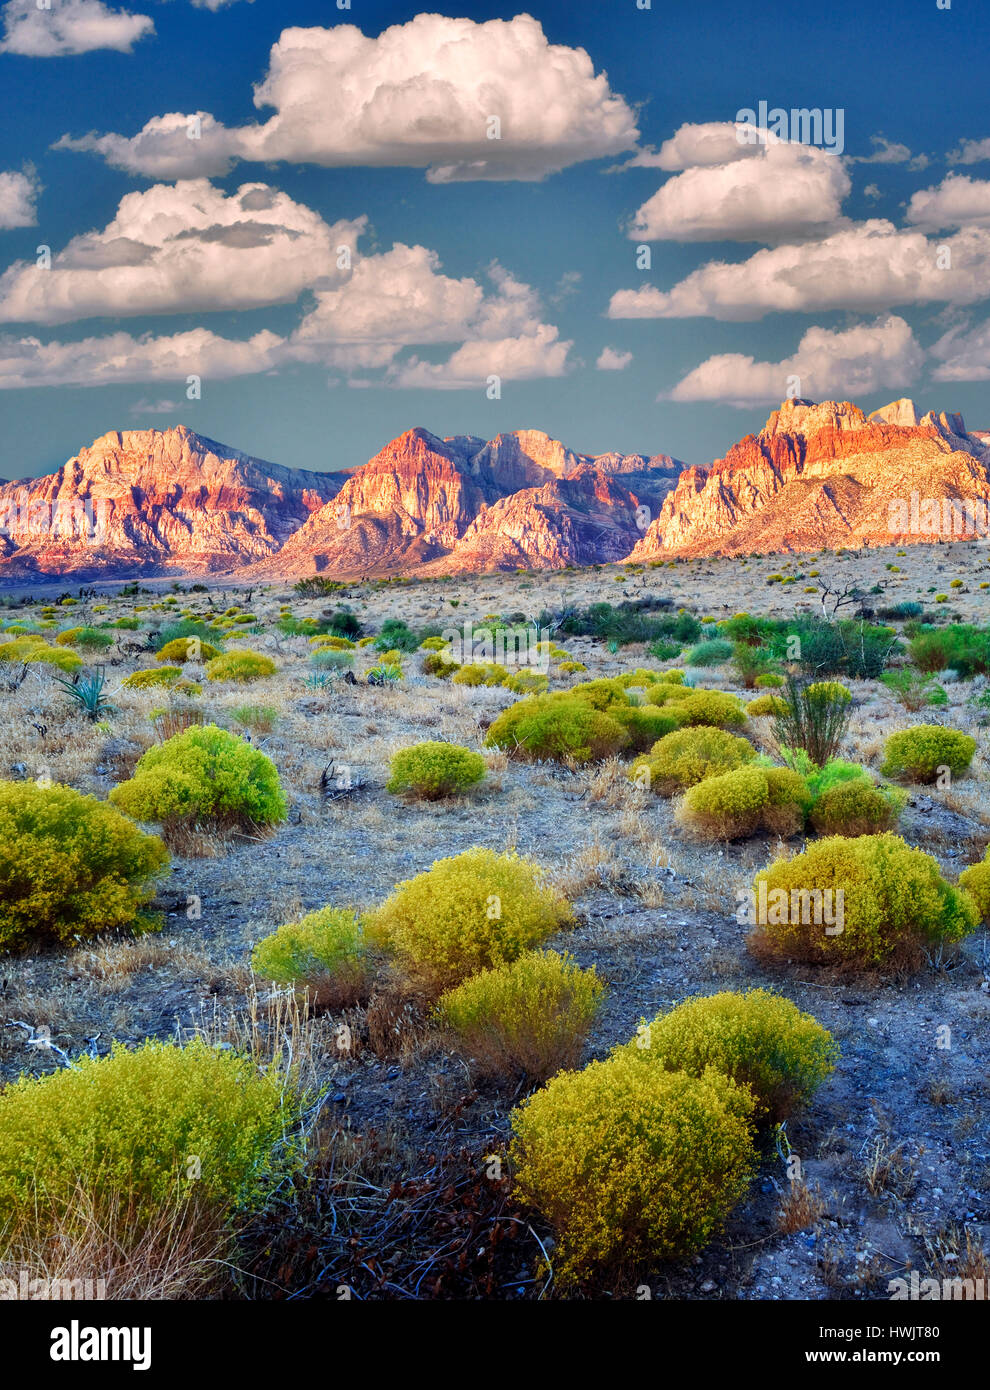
907,173,990,231
667,316,924,406
596,347,632,370
55,14,638,182
0,168,40,228
0,0,153,57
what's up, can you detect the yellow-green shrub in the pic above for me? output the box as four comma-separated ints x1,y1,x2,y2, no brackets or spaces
558,660,588,674
421,651,460,679
485,695,627,764
959,851,990,921
644,681,692,707
754,672,785,689
807,681,852,704
566,678,630,710
123,665,202,696
746,694,788,718
617,668,664,690
437,949,604,1083
510,1056,756,1284
55,626,112,650
25,645,83,672
452,662,508,687
611,703,686,753
673,689,748,729
809,777,906,837
615,989,838,1122
503,669,549,694
750,834,978,967
0,1039,294,1230
309,635,355,651
205,650,277,683
881,725,976,783
251,907,372,1010
156,637,221,664
678,765,769,840
763,766,813,836
373,847,574,994
109,724,287,832
386,741,485,799
631,726,755,796
0,781,168,951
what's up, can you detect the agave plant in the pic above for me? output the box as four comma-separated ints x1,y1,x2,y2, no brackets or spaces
53,666,117,721
366,662,403,686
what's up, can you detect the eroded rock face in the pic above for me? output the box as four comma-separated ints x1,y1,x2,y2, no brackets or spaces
0,426,337,578
630,399,990,558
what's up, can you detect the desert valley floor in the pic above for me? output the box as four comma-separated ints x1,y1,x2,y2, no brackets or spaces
1,542,988,1301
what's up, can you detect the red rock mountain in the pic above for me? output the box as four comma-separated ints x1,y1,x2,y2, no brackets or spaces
0,426,336,579
3,402,988,581
630,398,990,558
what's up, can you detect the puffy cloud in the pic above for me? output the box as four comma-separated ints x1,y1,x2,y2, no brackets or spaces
948,137,990,165
56,14,638,182
609,221,990,321
0,0,153,57
0,168,40,229
596,347,632,370
907,173,990,231
615,121,761,173
389,324,572,390
630,134,850,243
0,180,364,324
931,319,990,381
0,326,284,389
667,316,924,406
847,136,913,165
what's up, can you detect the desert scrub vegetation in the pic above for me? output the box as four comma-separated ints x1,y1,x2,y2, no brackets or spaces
749,834,979,969
510,1055,756,1284
631,726,756,797
807,775,907,837
770,676,852,766
386,741,486,800
109,724,287,838
0,781,168,951
958,848,990,920
746,693,788,718
0,1039,296,1237
880,725,976,783
485,694,627,764
156,636,222,664
123,665,201,693
436,949,604,1084
372,847,575,994
205,650,277,683
661,689,747,730
614,990,838,1123
879,668,949,711
251,907,374,1010
610,703,686,752
677,764,809,841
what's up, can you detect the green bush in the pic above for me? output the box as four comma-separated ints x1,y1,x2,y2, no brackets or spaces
616,989,838,1122
156,636,221,664
808,777,906,837
685,639,733,667
205,650,277,683
566,678,630,710
452,662,509,687
485,695,627,764
631,726,755,796
771,674,852,767
881,725,976,783
0,781,168,951
880,669,949,711
230,704,280,734
123,665,201,693
251,907,372,1010
109,724,287,833
421,651,460,679
610,703,686,752
373,847,574,994
806,680,852,704
677,765,808,841
437,949,604,1083
909,624,990,677
643,681,693,707
309,648,354,672
754,672,785,689
959,851,990,921
673,690,748,729
386,741,486,799
746,694,788,717
0,1039,294,1230
750,834,978,967
55,626,113,650
510,1055,755,1284
503,669,549,694
152,619,222,653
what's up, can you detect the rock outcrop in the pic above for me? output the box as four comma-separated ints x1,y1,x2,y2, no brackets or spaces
0,426,337,578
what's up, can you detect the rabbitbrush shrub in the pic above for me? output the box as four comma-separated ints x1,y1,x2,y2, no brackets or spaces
959,850,990,921
746,694,788,718
0,781,168,951
750,834,978,968
252,907,373,1010
437,949,604,1083
123,665,201,694
485,695,627,764
671,689,748,729
808,777,907,837
881,725,976,783
0,1039,294,1229
677,765,808,841
615,989,838,1123
109,724,287,832
373,847,574,994
205,650,277,683
386,741,485,799
156,636,222,664
631,726,755,796
510,1056,756,1284
610,703,686,752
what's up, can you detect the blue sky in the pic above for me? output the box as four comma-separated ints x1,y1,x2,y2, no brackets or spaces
2,0,990,479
